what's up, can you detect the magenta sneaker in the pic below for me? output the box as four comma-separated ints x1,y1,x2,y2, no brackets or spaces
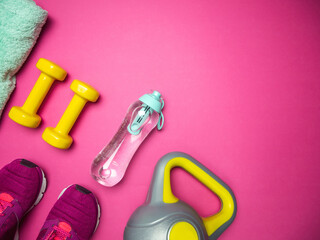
0,159,47,239
36,184,100,240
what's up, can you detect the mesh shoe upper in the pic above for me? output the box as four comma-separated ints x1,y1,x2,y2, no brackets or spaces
0,159,45,239
37,184,99,240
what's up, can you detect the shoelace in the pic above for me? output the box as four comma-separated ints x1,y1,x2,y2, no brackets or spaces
0,198,13,216
44,225,71,240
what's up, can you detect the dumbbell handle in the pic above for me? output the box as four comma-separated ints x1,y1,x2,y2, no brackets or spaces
22,73,55,114
55,95,87,135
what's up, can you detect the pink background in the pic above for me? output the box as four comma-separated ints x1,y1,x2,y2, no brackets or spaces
1,0,320,239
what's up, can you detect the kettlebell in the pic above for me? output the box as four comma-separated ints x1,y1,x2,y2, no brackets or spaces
124,152,237,240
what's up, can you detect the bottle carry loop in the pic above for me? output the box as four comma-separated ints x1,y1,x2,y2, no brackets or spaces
157,99,165,130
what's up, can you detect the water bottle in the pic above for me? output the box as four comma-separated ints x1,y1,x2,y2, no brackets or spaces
91,91,164,187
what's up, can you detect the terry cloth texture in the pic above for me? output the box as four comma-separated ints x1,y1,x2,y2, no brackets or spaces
0,0,48,119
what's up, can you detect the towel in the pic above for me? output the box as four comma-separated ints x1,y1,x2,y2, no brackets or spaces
0,0,48,119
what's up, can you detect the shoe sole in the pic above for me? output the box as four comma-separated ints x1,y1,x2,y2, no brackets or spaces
58,185,101,233
14,169,47,240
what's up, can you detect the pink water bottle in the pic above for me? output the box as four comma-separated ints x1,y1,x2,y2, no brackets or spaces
91,91,164,187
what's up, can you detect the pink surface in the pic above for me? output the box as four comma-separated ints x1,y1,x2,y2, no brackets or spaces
1,0,320,239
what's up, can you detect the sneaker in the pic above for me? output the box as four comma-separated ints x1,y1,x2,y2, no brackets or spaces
0,159,47,240
36,184,100,240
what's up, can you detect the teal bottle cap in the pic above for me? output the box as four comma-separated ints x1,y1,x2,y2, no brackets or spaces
139,91,162,113
139,90,164,130
128,91,165,135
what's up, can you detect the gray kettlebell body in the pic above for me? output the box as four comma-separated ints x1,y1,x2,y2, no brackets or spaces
124,152,237,240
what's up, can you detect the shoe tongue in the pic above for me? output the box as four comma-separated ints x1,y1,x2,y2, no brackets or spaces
0,193,14,214
0,193,14,202
58,222,72,233
51,222,72,240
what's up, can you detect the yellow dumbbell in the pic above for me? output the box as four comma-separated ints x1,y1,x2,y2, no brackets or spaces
42,79,99,149
9,58,67,128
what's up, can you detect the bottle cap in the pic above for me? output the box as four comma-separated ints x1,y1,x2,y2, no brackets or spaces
139,91,164,130
127,91,165,135
139,91,162,113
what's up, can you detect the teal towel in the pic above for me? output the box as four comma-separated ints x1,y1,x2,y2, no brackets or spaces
0,0,48,119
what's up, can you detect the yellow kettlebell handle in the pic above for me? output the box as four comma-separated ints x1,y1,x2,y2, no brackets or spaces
162,156,236,237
